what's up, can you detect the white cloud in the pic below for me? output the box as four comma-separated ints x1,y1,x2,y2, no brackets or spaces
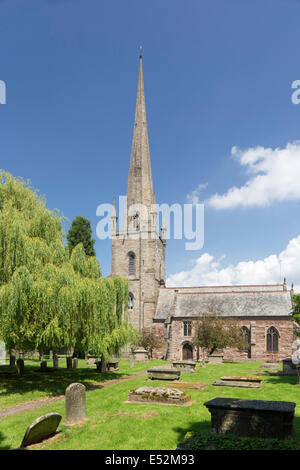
206,141,300,209
186,183,208,205
167,233,300,293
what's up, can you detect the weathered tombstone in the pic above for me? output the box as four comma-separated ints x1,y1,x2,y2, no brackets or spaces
204,398,296,440
130,354,134,368
208,354,223,364
49,351,53,360
53,354,58,369
16,358,24,376
147,366,181,380
9,354,16,368
66,357,73,370
40,361,47,371
172,360,196,373
282,358,297,376
133,349,149,362
20,413,62,448
129,386,191,405
65,383,86,425
72,358,78,370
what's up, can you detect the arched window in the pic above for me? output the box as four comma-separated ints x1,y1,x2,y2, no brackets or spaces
240,326,251,350
128,292,134,310
128,252,135,276
266,326,279,352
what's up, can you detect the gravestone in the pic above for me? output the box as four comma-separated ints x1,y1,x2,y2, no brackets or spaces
260,363,279,370
147,366,181,380
53,354,58,369
133,349,149,362
107,361,119,371
72,358,78,370
282,358,297,376
66,357,72,370
130,355,134,368
213,380,261,389
40,361,47,371
208,355,223,364
172,361,196,373
16,358,24,376
9,355,15,368
129,386,191,405
65,383,86,425
204,397,296,440
20,413,62,448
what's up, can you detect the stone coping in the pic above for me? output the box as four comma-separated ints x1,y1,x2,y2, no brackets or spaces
204,397,296,413
147,366,180,372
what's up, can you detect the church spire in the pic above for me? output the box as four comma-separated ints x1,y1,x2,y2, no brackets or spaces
126,54,156,232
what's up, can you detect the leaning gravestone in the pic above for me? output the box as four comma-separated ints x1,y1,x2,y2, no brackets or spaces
65,383,86,425
20,413,62,448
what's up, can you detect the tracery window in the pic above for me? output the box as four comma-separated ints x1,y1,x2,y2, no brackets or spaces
266,326,279,352
183,321,192,337
240,326,251,350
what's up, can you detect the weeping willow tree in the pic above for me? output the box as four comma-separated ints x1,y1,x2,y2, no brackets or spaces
0,171,135,357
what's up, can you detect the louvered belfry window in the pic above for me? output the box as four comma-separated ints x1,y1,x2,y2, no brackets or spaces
128,252,135,276
266,326,279,352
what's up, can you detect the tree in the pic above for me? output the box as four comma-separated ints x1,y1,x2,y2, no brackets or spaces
192,304,247,366
132,328,164,358
0,171,135,360
67,215,96,257
292,294,300,323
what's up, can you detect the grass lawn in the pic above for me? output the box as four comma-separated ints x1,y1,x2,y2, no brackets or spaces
0,361,299,450
0,357,165,410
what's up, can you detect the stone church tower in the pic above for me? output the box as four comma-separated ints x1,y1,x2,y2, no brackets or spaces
111,54,166,331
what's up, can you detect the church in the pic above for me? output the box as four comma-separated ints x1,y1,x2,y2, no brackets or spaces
110,54,294,362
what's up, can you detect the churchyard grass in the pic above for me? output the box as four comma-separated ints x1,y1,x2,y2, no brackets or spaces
0,361,300,450
0,358,165,410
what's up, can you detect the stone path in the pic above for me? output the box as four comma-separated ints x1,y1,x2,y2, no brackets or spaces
0,371,147,420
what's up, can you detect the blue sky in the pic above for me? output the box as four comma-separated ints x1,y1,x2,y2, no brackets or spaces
1,0,300,289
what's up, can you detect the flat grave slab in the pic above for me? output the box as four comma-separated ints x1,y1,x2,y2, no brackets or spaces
172,382,207,390
213,380,261,389
221,375,263,383
128,386,191,405
260,363,280,369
